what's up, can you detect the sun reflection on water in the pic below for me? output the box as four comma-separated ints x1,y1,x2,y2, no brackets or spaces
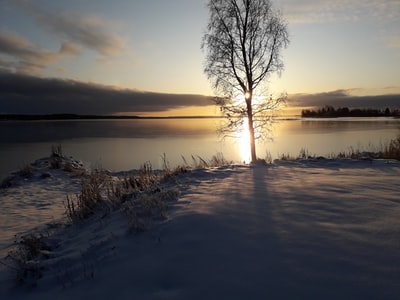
237,117,251,163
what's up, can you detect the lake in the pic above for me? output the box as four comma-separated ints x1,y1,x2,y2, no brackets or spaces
1,117,399,178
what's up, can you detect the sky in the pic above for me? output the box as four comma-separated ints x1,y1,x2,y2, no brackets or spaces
0,0,399,116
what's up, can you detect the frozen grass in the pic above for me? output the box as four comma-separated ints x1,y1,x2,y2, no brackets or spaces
17,164,35,179
64,152,231,229
64,170,107,222
384,135,400,159
332,136,400,160
3,234,51,287
64,161,181,231
179,152,231,169
279,136,400,161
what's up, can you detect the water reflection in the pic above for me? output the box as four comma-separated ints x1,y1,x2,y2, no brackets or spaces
1,118,399,178
0,119,221,143
270,118,400,158
237,117,251,163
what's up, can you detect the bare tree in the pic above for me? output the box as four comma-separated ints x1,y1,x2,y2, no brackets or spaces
202,0,289,163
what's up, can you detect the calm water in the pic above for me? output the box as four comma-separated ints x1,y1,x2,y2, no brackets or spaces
1,117,399,178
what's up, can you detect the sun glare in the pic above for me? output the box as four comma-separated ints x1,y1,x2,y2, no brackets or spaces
237,117,251,164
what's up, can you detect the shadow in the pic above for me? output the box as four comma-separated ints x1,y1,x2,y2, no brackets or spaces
263,162,400,300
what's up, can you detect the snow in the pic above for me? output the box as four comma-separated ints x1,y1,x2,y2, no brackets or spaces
1,158,400,299
0,157,83,258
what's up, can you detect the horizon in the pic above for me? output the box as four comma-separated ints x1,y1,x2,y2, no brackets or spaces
0,1,399,116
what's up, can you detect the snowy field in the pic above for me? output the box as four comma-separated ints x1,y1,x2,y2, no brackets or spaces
1,158,400,299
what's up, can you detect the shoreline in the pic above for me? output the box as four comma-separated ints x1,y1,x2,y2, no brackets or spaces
2,114,400,122
0,114,224,121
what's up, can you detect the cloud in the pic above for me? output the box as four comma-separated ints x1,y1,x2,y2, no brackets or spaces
289,89,400,109
386,36,400,49
35,12,125,56
17,1,126,57
1,71,397,115
282,0,400,24
1,1,127,75
0,71,213,115
0,30,80,74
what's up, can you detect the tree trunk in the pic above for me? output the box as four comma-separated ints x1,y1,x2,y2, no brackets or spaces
246,99,257,163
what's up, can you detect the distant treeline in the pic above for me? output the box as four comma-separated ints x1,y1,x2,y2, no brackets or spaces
301,106,400,118
0,114,222,121
0,114,140,121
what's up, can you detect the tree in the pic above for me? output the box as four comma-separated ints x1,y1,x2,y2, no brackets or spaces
202,0,289,163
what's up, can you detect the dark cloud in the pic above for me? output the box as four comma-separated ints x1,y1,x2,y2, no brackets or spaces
0,71,213,115
289,89,400,109
1,71,397,115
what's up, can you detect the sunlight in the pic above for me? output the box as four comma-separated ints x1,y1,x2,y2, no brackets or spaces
237,117,251,163
233,92,263,104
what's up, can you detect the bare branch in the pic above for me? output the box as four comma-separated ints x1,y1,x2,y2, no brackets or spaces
203,0,289,161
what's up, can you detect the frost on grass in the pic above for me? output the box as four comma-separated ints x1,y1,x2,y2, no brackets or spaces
64,162,181,231
3,234,51,287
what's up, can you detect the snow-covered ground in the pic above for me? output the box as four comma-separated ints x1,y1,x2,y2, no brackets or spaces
0,157,84,258
1,158,400,299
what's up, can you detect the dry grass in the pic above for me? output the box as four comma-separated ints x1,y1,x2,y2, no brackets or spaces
64,162,181,232
179,152,232,169
64,170,108,222
4,234,51,286
278,136,400,161
115,162,180,232
50,144,63,169
383,136,400,160
18,164,35,178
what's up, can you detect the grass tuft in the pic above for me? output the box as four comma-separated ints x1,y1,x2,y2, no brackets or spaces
18,164,35,178
64,170,107,222
278,136,400,162
4,234,51,286
50,144,64,169
383,136,400,160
